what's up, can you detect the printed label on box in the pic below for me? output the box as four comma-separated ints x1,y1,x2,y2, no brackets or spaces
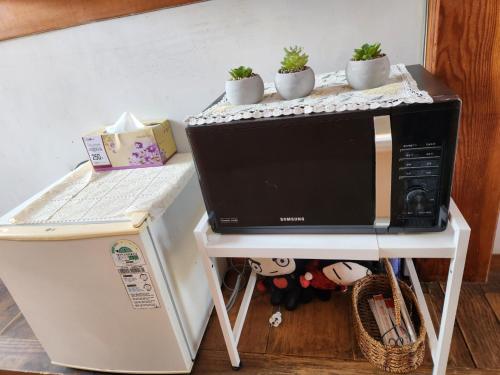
83,135,111,166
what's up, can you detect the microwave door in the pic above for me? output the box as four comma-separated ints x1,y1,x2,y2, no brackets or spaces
187,114,377,233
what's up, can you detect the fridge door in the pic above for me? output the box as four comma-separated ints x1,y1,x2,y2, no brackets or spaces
187,113,376,233
0,232,192,374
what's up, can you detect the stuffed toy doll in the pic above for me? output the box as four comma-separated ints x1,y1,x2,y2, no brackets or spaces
248,258,307,311
300,260,375,301
322,260,377,285
299,260,346,301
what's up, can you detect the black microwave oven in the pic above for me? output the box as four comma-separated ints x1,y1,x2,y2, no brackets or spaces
186,65,460,234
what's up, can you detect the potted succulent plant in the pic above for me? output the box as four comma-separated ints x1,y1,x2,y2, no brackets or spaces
346,42,390,90
225,66,264,105
275,46,315,100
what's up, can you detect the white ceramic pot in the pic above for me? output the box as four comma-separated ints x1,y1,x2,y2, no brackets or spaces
346,55,390,90
225,74,264,105
274,66,315,100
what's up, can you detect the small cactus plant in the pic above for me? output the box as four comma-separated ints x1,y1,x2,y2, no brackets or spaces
226,66,264,104
279,46,309,73
229,66,254,80
352,42,384,61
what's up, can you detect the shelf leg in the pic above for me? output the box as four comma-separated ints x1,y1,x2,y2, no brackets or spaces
200,254,241,368
233,271,256,345
432,225,469,375
406,258,437,360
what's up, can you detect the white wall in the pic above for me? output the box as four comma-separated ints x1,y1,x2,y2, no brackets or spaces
0,0,427,215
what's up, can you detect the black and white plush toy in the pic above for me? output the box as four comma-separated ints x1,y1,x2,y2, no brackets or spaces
248,258,306,311
300,260,377,301
321,260,375,286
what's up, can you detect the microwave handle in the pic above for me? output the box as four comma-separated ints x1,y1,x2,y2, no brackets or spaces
373,115,392,229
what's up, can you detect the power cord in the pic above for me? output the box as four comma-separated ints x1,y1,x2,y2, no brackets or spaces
74,160,89,170
224,258,248,312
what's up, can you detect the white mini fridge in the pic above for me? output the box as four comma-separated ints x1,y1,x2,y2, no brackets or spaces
0,153,223,373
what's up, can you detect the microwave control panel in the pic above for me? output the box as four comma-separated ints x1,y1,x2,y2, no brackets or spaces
396,142,442,227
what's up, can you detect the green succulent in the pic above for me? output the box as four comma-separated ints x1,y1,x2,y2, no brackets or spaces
229,66,254,80
352,42,384,61
280,46,309,73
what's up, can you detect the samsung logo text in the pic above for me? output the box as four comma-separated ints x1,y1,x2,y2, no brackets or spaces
280,217,305,222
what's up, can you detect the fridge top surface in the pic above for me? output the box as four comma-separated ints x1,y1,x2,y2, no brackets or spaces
0,153,195,240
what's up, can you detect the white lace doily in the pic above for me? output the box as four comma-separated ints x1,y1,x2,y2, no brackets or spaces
186,64,433,126
9,153,195,225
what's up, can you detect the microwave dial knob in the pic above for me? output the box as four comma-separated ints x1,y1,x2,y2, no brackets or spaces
406,189,427,210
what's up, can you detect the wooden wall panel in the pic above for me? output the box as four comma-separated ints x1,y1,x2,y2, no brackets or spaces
421,0,500,282
0,0,201,41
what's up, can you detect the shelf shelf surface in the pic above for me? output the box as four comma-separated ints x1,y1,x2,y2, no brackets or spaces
204,230,379,260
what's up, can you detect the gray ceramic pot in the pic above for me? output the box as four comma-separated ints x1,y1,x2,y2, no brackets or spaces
274,66,315,100
346,55,390,90
225,74,264,105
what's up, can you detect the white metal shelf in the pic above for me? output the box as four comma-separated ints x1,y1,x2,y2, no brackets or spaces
194,199,470,375
200,230,379,260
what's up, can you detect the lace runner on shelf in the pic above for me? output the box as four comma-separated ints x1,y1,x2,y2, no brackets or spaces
186,64,433,126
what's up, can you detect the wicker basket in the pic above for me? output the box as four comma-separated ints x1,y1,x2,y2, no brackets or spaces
352,259,426,373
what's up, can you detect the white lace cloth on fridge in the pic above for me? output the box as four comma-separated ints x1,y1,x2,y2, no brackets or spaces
9,153,195,225
186,64,433,126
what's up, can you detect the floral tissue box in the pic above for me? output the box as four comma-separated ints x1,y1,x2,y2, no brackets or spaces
82,120,177,171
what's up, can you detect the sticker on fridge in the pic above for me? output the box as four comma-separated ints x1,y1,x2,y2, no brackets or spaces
111,240,160,309
111,240,146,267
119,266,160,309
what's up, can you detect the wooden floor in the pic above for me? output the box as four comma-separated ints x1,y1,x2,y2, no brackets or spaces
0,256,499,375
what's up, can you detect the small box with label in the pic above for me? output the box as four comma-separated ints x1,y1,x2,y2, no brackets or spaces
82,114,177,171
